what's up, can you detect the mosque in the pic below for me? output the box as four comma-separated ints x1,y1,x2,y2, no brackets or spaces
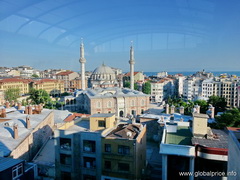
64,41,149,117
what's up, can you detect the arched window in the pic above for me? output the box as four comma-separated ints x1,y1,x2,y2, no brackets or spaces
97,101,101,108
107,101,111,108
131,100,135,106
141,99,145,106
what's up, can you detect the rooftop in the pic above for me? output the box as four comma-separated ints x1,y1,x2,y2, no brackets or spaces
0,157,24,171
166,126,193,145
106,123,143,139
90,113,115,118
192,129,228,149
56,71,74,76
66,120,90,132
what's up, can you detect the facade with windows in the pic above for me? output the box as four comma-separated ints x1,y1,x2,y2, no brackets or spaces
68,87,149,117
101,123,147,180
55,113,116,180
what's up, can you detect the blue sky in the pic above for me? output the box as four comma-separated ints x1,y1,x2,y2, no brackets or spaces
0,0,240,72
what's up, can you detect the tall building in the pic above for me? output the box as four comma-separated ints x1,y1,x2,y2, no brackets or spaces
56,71,80,92
227,127,240,180
55,113,116,180
101,123,146,180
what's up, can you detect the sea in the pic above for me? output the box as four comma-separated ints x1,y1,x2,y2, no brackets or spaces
144,71,240,77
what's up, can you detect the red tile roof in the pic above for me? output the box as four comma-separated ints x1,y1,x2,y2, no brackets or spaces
56,71,74,76
124,72,140,76
0,78,32,84
64,113,90,122
227,127,240,132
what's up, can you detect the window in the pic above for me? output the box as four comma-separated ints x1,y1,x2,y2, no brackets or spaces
118,145,130,155
141,99,145,106
83,157,96,168
83,175,96,180
61,171,71,180
118,163,130,172
83,140,96,152
12,163,23,179
97,101,101,108
131,100,135,106
60,138,71,150
107,101,111,107
60,154,72,165
98,120,106,127
105,161,111,170
105,144,111,152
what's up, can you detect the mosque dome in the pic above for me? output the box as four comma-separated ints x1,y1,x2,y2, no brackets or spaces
92,63,115,75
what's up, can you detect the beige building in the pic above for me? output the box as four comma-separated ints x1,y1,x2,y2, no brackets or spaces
123,71,145,84
65,87,149,117
101,123,147,180
0,78,30,95
0,91,4,105
7,69,20,77
56,71,80,92
30,79,64,96
55,113,116,180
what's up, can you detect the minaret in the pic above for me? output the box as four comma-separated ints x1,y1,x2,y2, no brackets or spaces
79,38,86,90
129,41,135,90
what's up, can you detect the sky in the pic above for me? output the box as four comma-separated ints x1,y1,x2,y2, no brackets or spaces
0,0,240,72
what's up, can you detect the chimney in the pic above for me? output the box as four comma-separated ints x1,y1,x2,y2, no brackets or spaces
17,103,22,110
28,106,33,115
26,115,30,129
1,108,6,118
166,104,169,114
179,106,184,114
208,104,215,118
5,101,10,108
38,105,42,113
195,105,200,114
25,106,29,114
13,124,18,139
171,105,175,114
192,113,208,137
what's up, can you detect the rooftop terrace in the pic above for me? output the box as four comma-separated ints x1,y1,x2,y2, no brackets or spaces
166,126,193,145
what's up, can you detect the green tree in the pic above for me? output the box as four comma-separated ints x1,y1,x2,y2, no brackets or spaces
134,83,138,90
194,99,208,113
31,74,39,78
214,108,240,129
4,88,20,102
28,89,51,105
123,81,130,88
207,96,227,114
142,81,151,94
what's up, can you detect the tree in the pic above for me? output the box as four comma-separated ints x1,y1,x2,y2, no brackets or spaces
4,88,20,102
31,74,39,78
28,89,51,105
142,81,151,94
123,81,130,88
194,100,208,113
134,83,138,90
214,108,240,129
207,96,227,114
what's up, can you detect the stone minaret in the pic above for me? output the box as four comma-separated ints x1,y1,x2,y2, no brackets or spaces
79,39,86,90
129,41,135,90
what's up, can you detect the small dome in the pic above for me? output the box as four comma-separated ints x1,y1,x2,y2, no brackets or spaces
92,64,114,75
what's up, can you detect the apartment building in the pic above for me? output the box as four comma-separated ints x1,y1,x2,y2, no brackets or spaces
30,79,64,96
56,71,79,92
0,78,31,95
55,113,116,180
101,123,146,180
150,78,175,103
160,113,228,180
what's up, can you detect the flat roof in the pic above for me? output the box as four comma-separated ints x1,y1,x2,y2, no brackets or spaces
166,126,193,145
66,120,90,132
192,129,228,149
90,113,115,118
